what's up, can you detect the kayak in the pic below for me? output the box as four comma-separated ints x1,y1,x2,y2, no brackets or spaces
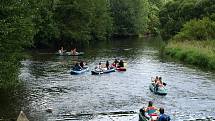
17,111,29,121
70,66,89,75
91,68,115,75
149,83,167,95
116,67,126,71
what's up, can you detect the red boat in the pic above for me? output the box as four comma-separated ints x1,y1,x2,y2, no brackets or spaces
116,67,126,71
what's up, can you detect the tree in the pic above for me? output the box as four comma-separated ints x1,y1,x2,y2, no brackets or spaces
0,0,35,90
33,0,59,48
159,0,215,40
110,0,149,36
55,0,113,48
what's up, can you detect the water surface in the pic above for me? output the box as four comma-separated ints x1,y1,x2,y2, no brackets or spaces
1,37,215,121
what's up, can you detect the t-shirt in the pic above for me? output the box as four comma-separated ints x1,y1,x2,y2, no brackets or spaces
158,114,170,121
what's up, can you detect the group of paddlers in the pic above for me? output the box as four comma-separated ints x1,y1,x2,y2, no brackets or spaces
72,59,125,71
58,46,77,55
140,101,170,121
73,61,86,71
95,59,125,71
152,76,167,90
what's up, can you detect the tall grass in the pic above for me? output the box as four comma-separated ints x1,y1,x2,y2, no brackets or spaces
164,40,215,70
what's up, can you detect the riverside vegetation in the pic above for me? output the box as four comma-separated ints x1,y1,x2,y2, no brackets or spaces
160,0,215,70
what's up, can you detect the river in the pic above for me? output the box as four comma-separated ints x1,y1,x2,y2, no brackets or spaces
1,37,215,121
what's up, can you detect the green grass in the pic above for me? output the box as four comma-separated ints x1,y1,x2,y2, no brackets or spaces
163,40,215,70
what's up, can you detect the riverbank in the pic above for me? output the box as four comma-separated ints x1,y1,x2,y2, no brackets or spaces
163,40,215,70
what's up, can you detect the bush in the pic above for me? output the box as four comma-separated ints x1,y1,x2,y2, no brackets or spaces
174,17,215,41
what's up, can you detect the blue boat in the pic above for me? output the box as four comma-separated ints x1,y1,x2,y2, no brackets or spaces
91,68,115,75
70,66,89,75
149,83,167,95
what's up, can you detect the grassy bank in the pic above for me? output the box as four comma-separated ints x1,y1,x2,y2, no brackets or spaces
163,40,215,70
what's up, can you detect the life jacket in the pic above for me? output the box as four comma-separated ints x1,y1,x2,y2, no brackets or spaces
147,106,157,116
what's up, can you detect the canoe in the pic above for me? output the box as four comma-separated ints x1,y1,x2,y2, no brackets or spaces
149,83,167,95
116,67,126,71
91,68,115,75
17,111,29,121
70,66,89,75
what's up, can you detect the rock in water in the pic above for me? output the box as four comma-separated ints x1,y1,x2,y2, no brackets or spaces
17,111,29,121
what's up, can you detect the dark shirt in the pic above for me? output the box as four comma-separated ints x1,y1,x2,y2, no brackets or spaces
114,60,119,64
80,62,84,68
118,61,124,67
73,64,82,70
158,114,170,121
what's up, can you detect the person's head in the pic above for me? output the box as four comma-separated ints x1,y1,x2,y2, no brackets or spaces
148,101,153,107
156,76,159,79
99,62,101,65
120,60,123,62
106,60,109,63
159,77,162,81
159,108,164,114
75,63,79,65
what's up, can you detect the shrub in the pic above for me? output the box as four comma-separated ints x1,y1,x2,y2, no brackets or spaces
173,17,215,41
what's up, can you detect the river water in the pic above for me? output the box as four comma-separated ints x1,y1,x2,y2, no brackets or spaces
1,37,215,121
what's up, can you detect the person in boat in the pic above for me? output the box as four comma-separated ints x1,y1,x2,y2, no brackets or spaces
73,63,82,71
152,76,159,83
80,61,84,68
106,61,110,69
112,59,119,67
71,48,77,55
59,46,64,54
95,62,103,71
144,101,158,119
155,77,163,91
118,60,124,68
158,108,170,121
157,77,163,86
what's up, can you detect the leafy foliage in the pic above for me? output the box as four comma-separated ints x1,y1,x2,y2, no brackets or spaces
55,0,113,47
110,0,149,36
159,0,215,40
174,17,215,41
0,0,36,90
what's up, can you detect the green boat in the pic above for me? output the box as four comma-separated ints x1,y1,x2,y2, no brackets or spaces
139,109,149,121
149,83,167,95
